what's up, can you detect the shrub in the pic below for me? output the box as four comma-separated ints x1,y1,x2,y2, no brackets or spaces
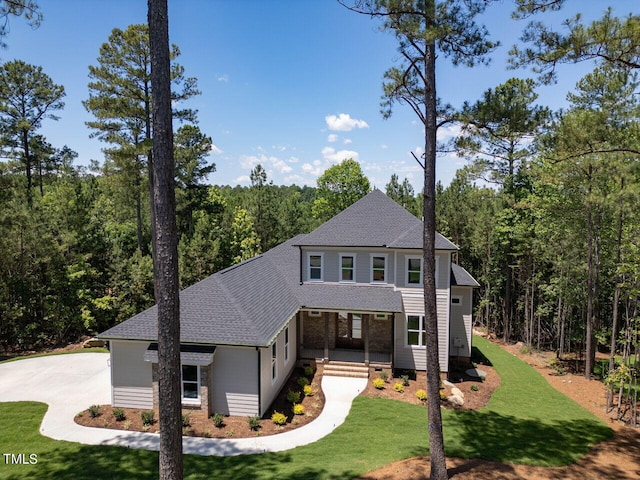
304,366,315,377
303,384,314,396
182,413,191,428
471,384,479,392
400,375,410,387
286,390,301,404
141,410,155,426
88,405,101,418
211,412,225,428
247,415,261,431
297,376,310,387
271,411,287,425
415,389,427,401
439,390,448,400
123,420,131,430
112,408,126,421
373,378,385,389
393,382,404,393
379,370,389,382
292,403,305,415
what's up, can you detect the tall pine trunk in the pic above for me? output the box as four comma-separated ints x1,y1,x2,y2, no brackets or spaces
423,3,447,478
148,1,183,478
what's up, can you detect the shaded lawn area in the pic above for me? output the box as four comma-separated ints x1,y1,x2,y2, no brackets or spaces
0,336,612,480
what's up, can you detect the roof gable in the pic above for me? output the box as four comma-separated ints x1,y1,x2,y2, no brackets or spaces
296,189,457,250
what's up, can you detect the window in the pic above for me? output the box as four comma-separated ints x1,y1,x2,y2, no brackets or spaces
375,313,387,320
406,315,426,347
271,342,277,381
181,365,200,402
308,310,321,317
307,253,323,281
406,256,422,285
371,255,387,283
340,254,356,282
352,314,362,339
451,295,462,306
284,326,290,362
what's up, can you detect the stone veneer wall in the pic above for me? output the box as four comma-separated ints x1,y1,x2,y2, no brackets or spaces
151,362,211,415
368,315,393,352
301,311,337,349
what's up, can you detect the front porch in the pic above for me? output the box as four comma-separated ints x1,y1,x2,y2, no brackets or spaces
298,310,394,369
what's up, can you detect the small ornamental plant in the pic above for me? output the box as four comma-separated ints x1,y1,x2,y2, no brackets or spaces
303,384,314,396
393,382,404,393
400,375,410,387
379,370,389,382
304,366,315,377
292,403,305,415
373,378,385,389
211,412,225,428
415,389,427,401
439,390,448,401
182,414,191,428
297,376,310,387
88,405,101,418
286,390,301,404
112,408,126,421
470,384,479,392
141,410,155,426
271,411,287,426
247,415,261,431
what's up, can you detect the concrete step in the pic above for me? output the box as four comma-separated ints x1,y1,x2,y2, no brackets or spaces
323,362,370,378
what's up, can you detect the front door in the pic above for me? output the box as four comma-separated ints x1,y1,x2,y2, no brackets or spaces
335,312,364,349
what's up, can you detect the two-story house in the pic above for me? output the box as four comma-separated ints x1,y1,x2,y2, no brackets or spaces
99,189,478,417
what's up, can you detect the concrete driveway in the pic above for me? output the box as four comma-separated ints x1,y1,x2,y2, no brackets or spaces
0,352,367,455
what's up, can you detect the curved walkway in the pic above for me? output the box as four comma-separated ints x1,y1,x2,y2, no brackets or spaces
0,353,367,456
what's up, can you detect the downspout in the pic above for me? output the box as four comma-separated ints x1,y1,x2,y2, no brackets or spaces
256,347,261,416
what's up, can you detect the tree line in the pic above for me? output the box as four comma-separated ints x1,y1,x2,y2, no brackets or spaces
1,7,638,405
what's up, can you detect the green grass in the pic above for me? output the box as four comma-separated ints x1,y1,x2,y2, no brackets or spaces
0,348,108,364
0,336,612,479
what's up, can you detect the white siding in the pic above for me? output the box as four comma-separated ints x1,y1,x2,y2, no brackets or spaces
394,286,451,373
211,346,260,416
450,286,473,358
110,340,153,409
260,318,297,415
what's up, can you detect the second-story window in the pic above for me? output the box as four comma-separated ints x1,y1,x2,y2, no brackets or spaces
371,255,387,283
407,256,422,285
308,253,323,281
340,254,355,282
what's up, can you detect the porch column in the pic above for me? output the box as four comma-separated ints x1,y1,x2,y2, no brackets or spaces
364,314,370,365
323,313,329,362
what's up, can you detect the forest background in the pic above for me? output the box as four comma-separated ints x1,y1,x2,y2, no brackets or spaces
1,2,639,398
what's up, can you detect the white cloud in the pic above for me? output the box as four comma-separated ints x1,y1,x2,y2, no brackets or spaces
325,113,369,132
327,134,339,143
301,160,325,177
321,147,359,163
210,144,223,155
343,138,352,145
235,175,250,184
239,153,293,174
437,123,461,141
216,74,229,83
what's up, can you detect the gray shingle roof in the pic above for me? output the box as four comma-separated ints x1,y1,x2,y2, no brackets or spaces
296,189,458,250
451,263,480,287
99,190,466,346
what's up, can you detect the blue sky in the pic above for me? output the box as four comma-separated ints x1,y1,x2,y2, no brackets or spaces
4,1,638,189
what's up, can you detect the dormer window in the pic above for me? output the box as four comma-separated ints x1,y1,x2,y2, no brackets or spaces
307,252,324,282
370,254,387,283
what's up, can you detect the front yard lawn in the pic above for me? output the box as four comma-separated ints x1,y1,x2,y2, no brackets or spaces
0,336,612,479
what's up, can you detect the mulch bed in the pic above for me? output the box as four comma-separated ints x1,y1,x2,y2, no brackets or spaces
76,360,498,438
